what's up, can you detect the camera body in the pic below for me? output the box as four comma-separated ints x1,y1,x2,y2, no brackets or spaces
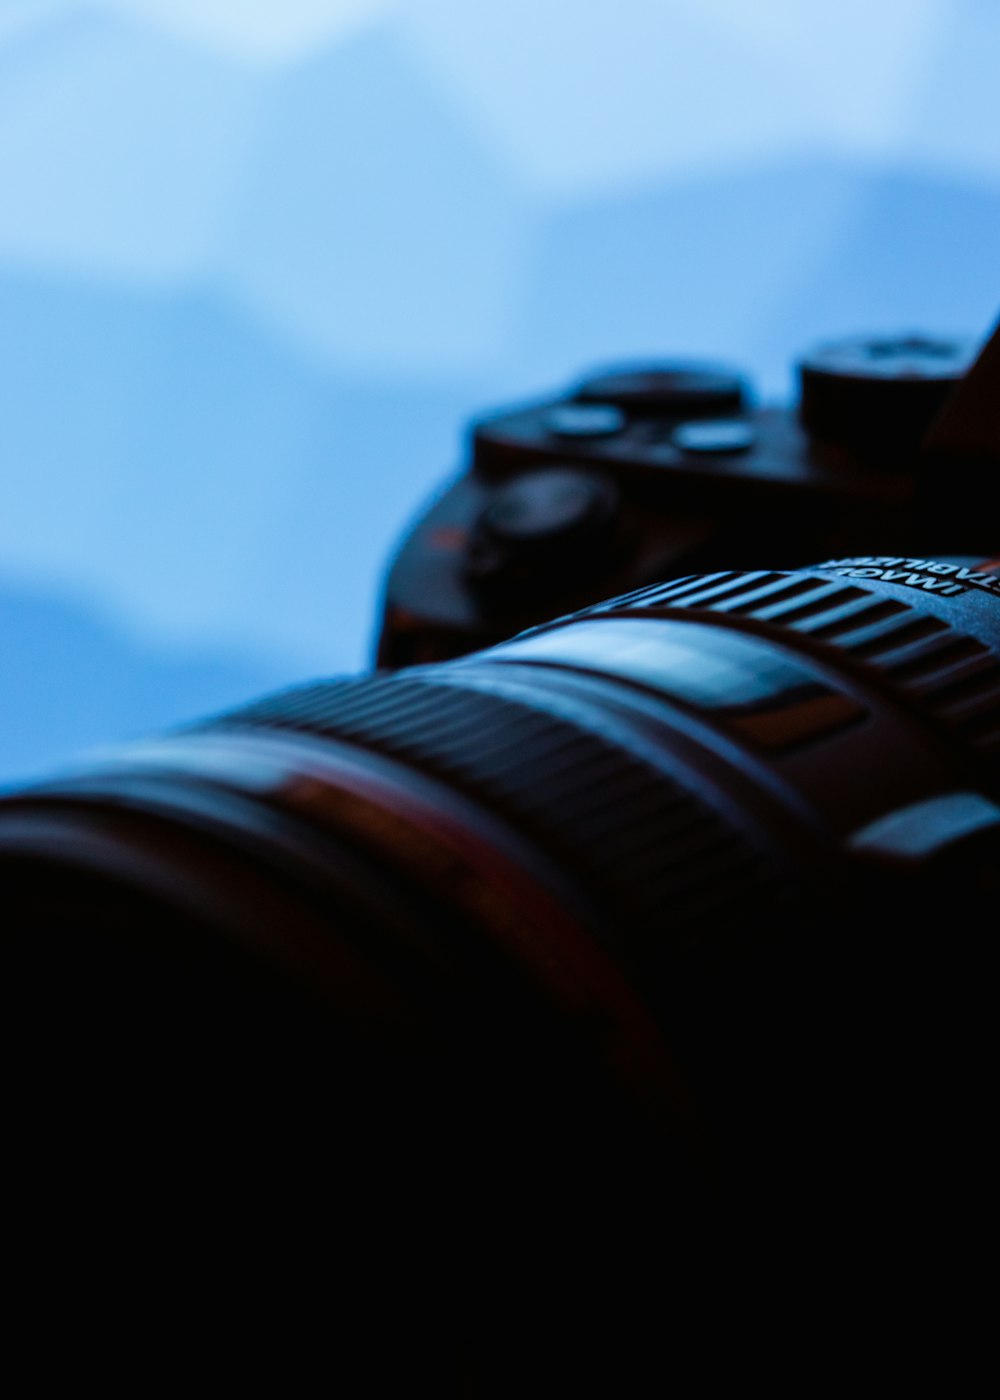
4,318,1000,1389
378,333,994,666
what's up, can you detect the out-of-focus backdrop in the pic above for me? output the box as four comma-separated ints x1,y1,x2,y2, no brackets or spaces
1,0,999,780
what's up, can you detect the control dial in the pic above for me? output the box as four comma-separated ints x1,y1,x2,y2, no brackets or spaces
798,334,975,460
465,467,621,597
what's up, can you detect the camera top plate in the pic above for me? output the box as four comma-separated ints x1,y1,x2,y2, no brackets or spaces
378,328,1000,667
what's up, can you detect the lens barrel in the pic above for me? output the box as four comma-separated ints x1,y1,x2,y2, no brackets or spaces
5,555,999,1102
3,557,998,1377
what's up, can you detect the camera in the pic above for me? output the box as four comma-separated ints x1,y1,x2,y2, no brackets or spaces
378,329,995,665
3,318,998,1386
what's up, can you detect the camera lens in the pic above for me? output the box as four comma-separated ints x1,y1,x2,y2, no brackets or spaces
5,554,998,1114
4,557,999,1341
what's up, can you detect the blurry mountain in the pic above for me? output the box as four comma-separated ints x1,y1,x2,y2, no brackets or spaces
220,26,531,372
0,575,289,785
1,160,998,707
397,0,957,194
1,4,999,781
0,270,478,675
0,8,257,280
521,161,1000,400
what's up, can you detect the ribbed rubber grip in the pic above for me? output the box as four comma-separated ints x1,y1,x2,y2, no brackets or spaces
571,569,1000,758
205,673,781,949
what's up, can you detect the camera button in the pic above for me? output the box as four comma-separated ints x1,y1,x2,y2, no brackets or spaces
576,364,747,415
481,468,619,546
673,419,756,454
465,467,621,594
544,403,626,438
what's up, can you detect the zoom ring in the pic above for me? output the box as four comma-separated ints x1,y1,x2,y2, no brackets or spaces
570,568,1000,758
206,673,785,952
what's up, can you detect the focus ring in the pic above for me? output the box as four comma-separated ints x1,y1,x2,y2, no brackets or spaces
205,674,783,950
571,569,1000,759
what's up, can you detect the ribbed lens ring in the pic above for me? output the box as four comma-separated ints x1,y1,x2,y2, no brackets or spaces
562,565,1000,766
203,669,789,952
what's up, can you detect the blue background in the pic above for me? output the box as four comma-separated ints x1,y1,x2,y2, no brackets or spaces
1,0,999,781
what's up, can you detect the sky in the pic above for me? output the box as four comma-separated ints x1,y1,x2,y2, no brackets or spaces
0,0,998,779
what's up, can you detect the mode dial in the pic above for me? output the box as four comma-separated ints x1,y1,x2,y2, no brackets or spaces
798,334,975,460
